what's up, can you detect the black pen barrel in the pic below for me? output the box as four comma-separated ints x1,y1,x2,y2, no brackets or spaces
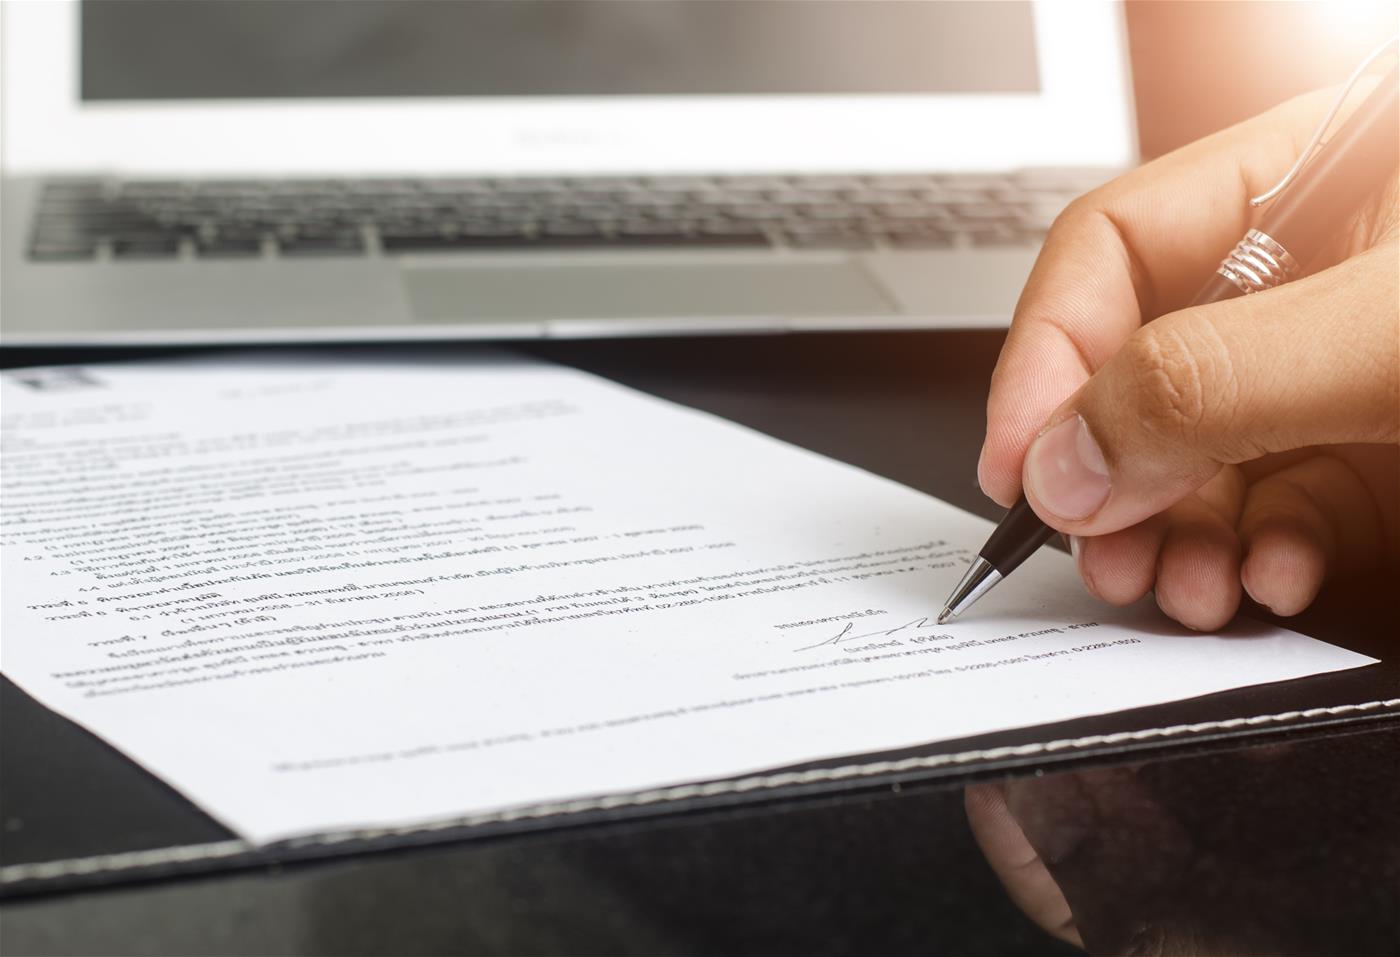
980,495,1057,575
1261,64,1400,267
1188,271,1245,308
1188,66,1398,309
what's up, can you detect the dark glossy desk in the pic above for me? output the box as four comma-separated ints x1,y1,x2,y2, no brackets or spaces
3,332,1396,956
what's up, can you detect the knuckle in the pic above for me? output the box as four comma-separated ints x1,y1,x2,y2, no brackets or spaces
1125,316,1232,443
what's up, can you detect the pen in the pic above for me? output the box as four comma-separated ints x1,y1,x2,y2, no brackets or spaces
939,52,1400,626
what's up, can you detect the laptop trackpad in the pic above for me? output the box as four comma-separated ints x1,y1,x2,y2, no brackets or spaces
403,258,896,321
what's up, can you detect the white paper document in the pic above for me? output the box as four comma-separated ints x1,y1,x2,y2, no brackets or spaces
0,354,1375,844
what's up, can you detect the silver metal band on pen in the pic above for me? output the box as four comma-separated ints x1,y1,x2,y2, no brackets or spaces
1221,35,1398,296
1216,228,1301,294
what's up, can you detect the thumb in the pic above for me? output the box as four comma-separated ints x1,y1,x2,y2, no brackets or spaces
1019,248,1399,537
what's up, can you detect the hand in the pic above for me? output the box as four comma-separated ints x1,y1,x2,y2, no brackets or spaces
964,741,1400,956
979,84,1399,630
965,770,1190,953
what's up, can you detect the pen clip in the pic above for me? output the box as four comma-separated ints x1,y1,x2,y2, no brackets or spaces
1249,35,1399,208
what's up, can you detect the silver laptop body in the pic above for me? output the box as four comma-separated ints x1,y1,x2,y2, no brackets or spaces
0,1,1135,345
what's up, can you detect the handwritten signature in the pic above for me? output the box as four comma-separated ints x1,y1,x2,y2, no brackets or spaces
793,615,947,653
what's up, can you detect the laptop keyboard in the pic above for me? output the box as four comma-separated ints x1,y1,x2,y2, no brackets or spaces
26,172,1103,261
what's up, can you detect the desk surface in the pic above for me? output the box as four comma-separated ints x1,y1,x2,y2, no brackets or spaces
3,332,1396,956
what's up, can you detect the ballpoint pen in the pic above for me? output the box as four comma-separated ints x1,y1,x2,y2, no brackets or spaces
939,44,1400,626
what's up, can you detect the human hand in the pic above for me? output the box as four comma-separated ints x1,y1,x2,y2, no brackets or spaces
964,740,1400,956
979,85,1399,630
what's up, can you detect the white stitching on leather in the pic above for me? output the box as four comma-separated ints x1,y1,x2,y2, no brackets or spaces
5,697,1397,885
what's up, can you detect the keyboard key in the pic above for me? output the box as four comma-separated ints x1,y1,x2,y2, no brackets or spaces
864,174,938,190
715,206,790,223
296,223,362,238
267,180,345,196
917,187,987,205
195,238,263,258
616,202,691,222
715,176,791,190
801,204,867,222
765,190,832,206
637,177,714,192
949,203,1019,222
111,237,181,258
49,214,156,233
842,189,913,204
380,234,474,252
343,179,421,195
544,204,618,222
695,223,769,242
118,181,187,198
394,233,588,251
614,221,698,237
31,222,102,242
931,174,1015,192
418,179,497,194
198,181,269,199
884,227,953,248
492,179,570,195
29,242,97,261
278,234,364,255
967,226,1036,247
42,180,106,196
209,227,267,243
615,227,769,247
458,224,532,238
534,234,643,248
538,221,608,238
781,229,874,250
791,175,864,191
874,204,949,220
382,229,772,252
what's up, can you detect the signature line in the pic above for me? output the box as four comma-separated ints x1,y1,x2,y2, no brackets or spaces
793,616,944,653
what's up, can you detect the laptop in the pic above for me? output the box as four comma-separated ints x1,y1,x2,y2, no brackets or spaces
0,1,1135,346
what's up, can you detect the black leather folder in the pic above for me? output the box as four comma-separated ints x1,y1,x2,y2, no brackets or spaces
3,333,1395,901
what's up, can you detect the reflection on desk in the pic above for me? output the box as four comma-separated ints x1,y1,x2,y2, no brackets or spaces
3,724,1396,956
970,726,1399,956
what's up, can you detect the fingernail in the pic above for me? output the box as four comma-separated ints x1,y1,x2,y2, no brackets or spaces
1068,535,1083,565
1025,415,1111,521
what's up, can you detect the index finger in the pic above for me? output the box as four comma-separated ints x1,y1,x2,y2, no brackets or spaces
977,87,1338,507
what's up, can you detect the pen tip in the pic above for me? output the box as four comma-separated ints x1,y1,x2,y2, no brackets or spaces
937,607,953,626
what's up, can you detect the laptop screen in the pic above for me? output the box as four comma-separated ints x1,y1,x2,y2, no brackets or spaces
80,0,1040,101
